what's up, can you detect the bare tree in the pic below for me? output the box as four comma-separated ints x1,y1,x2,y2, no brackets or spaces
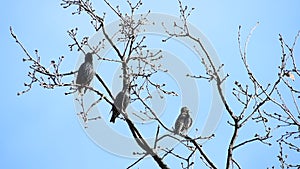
10,0,299,168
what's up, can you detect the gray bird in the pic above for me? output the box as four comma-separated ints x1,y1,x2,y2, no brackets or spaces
110,89,130,123
174,106,193,135
76,53,94,94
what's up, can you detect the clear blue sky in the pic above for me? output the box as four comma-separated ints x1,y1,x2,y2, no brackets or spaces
2,0,300,168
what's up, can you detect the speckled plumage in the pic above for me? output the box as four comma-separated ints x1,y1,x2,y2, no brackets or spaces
174,107,193,135
76,53,94,94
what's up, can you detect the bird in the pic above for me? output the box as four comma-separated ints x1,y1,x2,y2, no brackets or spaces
76,52,94,94
110,89,130,123
174,106,193,135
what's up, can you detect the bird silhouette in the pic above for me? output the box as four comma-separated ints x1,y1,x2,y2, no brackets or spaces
174,106,193,135
110,89,130,123
76,53,94,94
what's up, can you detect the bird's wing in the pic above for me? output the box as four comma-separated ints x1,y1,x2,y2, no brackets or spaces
115,91,130,110
76,63,94,84
110,91,130,123
174,115,185,134
114,91,124,109
76,63,86,84
185,116,193,129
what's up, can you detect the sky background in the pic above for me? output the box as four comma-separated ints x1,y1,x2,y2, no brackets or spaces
2,0,300,169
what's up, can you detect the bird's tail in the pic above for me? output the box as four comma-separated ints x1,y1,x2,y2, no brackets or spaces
109,107,118,123
77,86,83,95
78,86,89,95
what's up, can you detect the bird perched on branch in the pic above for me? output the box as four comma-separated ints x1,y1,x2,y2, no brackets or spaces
76,52,94,94
110,89,130,123
174,106,193,135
